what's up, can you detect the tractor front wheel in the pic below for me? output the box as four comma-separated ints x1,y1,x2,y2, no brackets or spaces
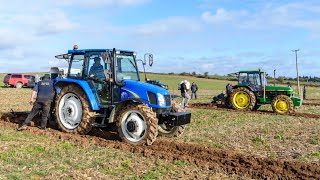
116,104,158,145
158,100,186,137
55,85,95,134
272,95,294,114
231,87,256,111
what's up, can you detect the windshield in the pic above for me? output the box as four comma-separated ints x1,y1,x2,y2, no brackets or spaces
239,73,261,86
116,54,139,81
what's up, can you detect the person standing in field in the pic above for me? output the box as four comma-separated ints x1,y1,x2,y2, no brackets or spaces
180,80,190,109
225,83,233,108
191,82,198,99
17,75,55,131
303,85,307,100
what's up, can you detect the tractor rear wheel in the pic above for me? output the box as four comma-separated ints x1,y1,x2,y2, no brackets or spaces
158,100,186,138
55,85,95,134
231,87,256,111
272,95,294,114
116,103,158,145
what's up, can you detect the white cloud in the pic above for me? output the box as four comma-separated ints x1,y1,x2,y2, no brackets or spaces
60,0,150,7
134,16,202,36
10,10,78,35
83,16,203,37
201,8,247,24
201,2,320,36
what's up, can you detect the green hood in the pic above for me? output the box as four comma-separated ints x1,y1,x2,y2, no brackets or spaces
265,85,292,92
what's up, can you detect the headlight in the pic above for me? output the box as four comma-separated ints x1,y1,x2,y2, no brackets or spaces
157,93,165,106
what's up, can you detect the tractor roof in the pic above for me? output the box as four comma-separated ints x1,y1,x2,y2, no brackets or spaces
238,70,266,74
67,49,135,54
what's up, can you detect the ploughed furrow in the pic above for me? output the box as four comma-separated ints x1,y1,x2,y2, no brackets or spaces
189,103,320,119
303,102,320,106
0,112,319,179
305,98,320,101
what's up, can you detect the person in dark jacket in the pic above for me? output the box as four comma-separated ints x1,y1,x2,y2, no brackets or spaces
191,82,198,99
180,80,190,109
89,57,105,80
17,75,55,131
225,83,233,108
303,85,307,100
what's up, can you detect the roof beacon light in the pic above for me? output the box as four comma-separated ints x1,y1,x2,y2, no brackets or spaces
73,45,78,50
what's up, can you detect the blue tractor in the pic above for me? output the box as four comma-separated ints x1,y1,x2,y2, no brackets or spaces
53,47,191,145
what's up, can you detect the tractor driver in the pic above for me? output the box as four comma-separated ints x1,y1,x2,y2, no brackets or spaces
89,57,106,80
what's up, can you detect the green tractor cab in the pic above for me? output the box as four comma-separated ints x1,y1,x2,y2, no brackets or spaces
229,70,302,114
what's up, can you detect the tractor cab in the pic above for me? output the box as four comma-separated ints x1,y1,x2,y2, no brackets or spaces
237,70,266,92
55,48,148,106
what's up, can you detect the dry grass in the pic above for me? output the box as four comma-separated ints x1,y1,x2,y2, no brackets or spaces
182,109,320,163
0,127,243,179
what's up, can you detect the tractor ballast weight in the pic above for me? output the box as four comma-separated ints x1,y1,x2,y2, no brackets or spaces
52,47,191,145
226,70,302,114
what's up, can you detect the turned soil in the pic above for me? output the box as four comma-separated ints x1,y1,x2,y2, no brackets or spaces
190,103,320,119
0,112,319,179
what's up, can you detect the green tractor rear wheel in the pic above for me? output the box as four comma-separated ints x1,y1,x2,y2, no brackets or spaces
231,87,256,111
272,95,294,114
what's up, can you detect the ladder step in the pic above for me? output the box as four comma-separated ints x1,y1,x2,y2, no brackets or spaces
92,123,107,128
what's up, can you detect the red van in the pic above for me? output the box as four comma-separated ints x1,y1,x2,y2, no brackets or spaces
3,74,35,88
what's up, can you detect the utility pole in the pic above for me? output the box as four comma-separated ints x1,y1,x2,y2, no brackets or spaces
292,49,300,96
273,69,276,86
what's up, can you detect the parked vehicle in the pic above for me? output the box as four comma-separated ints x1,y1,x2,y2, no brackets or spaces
3,74,35,88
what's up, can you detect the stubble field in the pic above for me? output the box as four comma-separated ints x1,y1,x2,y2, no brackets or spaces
0,73,319,179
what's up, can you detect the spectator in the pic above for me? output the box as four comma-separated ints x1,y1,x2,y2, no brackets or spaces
180,80,190,109
225,83,233,108
303,85,307,100
191,82,198,99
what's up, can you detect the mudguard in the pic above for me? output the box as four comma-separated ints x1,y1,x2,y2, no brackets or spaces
108,98,149,123
291,97,302,106
55,78,100,110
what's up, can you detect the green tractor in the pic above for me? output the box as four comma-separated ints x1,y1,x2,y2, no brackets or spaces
228,70,302,114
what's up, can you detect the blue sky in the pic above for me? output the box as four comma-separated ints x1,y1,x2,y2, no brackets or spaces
0,0,319,77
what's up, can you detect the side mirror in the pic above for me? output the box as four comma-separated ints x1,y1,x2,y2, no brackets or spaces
144,53,153,67
63,54,69,59
149,54,153,66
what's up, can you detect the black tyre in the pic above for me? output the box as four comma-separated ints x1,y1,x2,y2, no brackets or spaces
116,103,158,145
252,104,261,111
15,82,23,89
158,100,186,137
54,85,95,134
272,95,294,114
231,87,256,111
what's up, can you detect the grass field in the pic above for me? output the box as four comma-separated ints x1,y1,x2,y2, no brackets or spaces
0,73,319,179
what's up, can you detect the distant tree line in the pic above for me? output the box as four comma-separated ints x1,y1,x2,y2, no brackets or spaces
167,72,320,83
274,76,320,83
